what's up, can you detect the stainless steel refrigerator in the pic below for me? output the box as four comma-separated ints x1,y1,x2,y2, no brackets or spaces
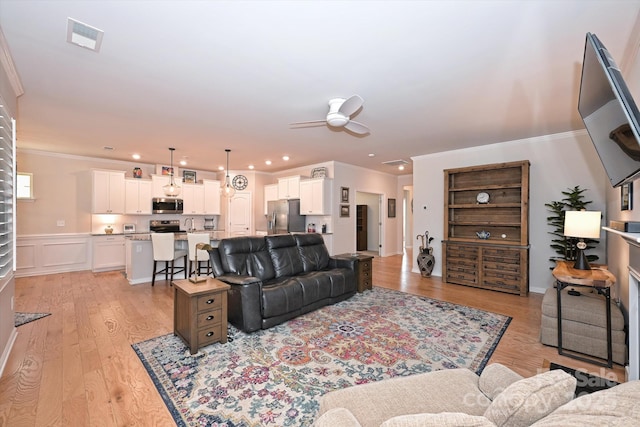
267,199,305,234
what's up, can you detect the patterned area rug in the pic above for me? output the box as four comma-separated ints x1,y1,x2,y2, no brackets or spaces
14,312,51,327
132,287,511,427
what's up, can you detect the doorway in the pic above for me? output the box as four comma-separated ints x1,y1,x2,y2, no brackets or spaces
355,191,382,256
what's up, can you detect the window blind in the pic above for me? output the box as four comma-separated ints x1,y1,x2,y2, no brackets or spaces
0,99,15,278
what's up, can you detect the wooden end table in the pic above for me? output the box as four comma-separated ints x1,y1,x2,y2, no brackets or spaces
173,278,230,354
552,260,616,367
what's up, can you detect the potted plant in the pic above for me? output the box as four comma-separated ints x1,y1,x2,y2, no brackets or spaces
545,186,599,268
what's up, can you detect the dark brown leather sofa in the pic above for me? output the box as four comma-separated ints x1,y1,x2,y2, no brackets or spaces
208,233,357,332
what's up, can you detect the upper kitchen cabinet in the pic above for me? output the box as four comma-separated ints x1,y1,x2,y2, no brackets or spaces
278,176,301,199
151,174,171,198
299,178,332,215
264,183,278,214
183,180,221,215
124,178,152,214
92,170,125,214
182,183,204,215
203,179,221,215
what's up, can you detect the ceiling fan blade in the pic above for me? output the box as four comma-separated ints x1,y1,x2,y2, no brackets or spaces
344,120,370,135
289,120,327,126
338,95,364,117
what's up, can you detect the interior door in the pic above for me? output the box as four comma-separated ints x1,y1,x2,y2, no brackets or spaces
228,191,253,237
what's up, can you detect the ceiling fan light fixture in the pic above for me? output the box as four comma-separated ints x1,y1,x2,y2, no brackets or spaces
163,147,181,197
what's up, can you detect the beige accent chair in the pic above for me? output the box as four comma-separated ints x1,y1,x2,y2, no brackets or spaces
187,233,212,278
150,233,188,286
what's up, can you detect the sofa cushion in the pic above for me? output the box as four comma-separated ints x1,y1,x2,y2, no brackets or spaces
261,278,303,318
217,237,275,281
295,272,333,305
483,369,576,427
294,233,330,272
530,379,640,426
479,363,524,401
381,412,496,427
266,234,304,278
318,368,490,426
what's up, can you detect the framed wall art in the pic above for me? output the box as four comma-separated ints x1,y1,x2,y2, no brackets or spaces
183,170,196,183
340,204,350,218
621,182,633,211
341,187,349,203
388,198,396,218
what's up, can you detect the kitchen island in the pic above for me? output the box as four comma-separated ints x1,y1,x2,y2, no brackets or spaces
124,231,225,285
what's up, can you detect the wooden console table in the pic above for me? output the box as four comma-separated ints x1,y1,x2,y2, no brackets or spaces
552,260,616,367
173,278,230,354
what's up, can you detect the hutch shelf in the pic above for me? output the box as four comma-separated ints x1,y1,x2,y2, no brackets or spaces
442,160,530,296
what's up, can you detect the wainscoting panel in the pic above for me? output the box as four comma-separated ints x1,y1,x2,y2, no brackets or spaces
16,234,92,277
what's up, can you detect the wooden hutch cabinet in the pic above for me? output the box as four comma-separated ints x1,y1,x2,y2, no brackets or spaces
442,160,530,296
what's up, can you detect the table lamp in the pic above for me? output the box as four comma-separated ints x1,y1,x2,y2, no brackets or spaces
563,210,601,270
190,242,213,283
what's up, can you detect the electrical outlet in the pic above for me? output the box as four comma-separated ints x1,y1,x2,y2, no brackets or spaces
56,220,65,227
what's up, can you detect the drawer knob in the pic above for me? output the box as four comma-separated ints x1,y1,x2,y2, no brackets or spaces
206,298,215,304
206,331,214,337
206,315,214,321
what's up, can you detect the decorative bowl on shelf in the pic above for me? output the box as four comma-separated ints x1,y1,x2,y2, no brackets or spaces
476,230,490,239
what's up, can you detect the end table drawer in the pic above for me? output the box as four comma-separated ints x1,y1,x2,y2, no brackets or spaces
198,325,223,346
197,293,223,311
197,309,222,328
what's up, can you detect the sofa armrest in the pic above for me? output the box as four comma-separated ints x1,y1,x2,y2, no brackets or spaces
313,408,362,427
216,275,264,333
479,363,524,401
329,256,357,271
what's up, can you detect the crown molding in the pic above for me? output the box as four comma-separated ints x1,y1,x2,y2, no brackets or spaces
0,26,24,98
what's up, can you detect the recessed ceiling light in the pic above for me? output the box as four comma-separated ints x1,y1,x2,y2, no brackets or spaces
248,165,255,170
132,154,140,160
218,166,224,171
265,160,272,165
66,18,104,52
398,165,405,171
282,155,290,161
180,160,187,166
368,153,375,157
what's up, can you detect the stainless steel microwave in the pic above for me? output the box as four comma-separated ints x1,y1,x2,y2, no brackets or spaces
152,198,183,214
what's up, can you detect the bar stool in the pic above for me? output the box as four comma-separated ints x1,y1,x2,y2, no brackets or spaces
151,233,188,286
187,233,212,278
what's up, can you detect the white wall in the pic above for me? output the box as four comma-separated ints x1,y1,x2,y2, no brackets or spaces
412,130,608,294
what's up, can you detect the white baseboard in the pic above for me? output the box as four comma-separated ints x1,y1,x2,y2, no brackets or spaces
0,327,17,378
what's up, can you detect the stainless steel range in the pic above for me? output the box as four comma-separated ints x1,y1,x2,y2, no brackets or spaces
149,219,181,233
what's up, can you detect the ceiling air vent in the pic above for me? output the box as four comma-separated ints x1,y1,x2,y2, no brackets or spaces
66,18,104,52
382,159,409,167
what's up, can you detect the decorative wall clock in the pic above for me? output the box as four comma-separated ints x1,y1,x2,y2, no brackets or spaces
232,174,248,190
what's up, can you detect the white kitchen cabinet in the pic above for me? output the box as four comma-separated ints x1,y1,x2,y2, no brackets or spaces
92,170,125,214
151,174,172,198
264,183,278,214
299,178,332,215
203,180,221,215
92,235,125,272
182,183,205,215
124,178,152,214
278,176,301,199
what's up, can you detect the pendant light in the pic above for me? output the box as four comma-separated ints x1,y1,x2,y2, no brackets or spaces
163,147,181,197
220,148,236,198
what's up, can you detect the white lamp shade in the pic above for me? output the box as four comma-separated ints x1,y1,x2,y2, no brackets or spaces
563,210,601,238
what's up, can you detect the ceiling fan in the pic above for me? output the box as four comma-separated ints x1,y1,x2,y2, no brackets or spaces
291,95,370,135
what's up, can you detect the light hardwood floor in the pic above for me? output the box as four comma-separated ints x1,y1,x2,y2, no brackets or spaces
0,249,627,426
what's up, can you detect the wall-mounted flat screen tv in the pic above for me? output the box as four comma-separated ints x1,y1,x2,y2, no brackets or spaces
578,32,640,187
